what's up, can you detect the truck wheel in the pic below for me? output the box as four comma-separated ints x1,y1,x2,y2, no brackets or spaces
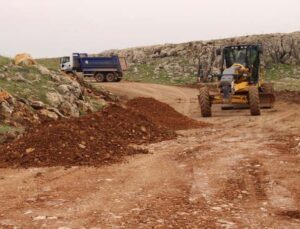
106,73,116,82
198,87,212,117
95,73,105,82
249,86,261,116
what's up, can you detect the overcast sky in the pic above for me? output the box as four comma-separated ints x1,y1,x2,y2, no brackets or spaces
0,0,299,58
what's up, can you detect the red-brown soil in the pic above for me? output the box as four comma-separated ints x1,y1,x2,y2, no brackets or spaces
0,104,177,168
0,98,207,168
126,97,208,130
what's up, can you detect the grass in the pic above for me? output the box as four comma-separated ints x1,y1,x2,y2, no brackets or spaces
265,64,300,91
0,124,23,134
0,56,11,67
0,124,13,134
0,66,58,104
124,59,197,85
36,58,60,71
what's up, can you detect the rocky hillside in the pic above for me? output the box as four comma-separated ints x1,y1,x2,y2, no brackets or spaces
0,55,107,142
101,32,300,86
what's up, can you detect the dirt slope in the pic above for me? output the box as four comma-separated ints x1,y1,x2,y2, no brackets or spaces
0,82,299,228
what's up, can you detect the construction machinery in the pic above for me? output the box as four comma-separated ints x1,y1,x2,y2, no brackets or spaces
198,44,275,117
60,53,127,82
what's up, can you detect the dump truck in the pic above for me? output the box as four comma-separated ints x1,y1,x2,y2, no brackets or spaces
60,53,127,82
198,44,275,117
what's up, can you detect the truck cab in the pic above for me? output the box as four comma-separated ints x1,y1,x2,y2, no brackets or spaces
60,53,88,72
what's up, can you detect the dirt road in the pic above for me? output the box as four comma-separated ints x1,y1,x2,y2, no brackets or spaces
0,82,299,228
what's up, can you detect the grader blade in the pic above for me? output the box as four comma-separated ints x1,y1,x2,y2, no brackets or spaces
259,93,275,108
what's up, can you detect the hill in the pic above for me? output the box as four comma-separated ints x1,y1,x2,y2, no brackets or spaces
99,31,300,89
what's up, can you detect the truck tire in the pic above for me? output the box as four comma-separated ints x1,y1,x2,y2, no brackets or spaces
198,87,212,117
95,73,105,82
249,86,261,116
106,73,116,82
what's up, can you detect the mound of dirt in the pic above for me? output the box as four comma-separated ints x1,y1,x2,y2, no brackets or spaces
0,104,176,168
275,90,300,105
126,97,208,130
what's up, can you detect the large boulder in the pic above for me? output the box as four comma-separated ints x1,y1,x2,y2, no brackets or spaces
14,53,37,66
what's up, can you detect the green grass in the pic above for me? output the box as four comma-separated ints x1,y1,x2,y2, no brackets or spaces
124,60,197,85
0,124,12,134
0,66,58,104
0,124,23,134
265,64,300,91
0,56,11,67
36,58,60,71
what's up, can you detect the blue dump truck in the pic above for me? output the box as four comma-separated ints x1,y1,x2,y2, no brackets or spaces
60,53,127,82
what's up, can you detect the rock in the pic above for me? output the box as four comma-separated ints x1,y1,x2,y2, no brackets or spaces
14,53,37,66
77,100,94,113
59,101,79,117
57,85,70,94
26,148,35,153
30,100,45,110
33,215,47,221
36,64,50,75
39,109,59,120
0,101,13,118
46,92,63,107
99,32,300,79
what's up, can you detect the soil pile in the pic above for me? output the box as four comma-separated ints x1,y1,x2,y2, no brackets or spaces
276,90,300,105
0,104,176,168
126,97,208,130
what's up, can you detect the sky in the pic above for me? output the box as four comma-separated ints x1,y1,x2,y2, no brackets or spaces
0,0,299,58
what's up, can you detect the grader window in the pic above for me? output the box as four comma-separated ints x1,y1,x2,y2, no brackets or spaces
224,47,247,67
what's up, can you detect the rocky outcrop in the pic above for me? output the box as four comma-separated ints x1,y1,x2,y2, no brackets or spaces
0,61,106,125
100,32,300,80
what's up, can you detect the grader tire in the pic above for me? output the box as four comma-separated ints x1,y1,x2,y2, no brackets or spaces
249,86,261,116
198,87,212,117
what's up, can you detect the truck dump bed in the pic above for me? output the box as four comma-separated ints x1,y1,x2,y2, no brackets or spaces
79,56,122,71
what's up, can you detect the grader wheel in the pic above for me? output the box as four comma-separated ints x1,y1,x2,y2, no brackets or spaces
198,87,212,117
249,86,261,116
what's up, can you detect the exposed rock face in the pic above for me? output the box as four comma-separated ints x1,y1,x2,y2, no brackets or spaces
14,53,37,66
100,32,300,79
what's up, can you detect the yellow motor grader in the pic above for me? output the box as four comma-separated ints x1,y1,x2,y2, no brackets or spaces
198,44,275,117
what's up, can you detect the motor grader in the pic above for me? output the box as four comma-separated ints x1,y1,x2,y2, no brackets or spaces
198,44,275,117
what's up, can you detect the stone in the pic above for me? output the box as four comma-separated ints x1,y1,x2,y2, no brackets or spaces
0,101,13,118
30,100,45,109
57,85,70,94
46,92,63,107
39,109,59,120
36,64,50,75
59,101,79,117
14,53,37,66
